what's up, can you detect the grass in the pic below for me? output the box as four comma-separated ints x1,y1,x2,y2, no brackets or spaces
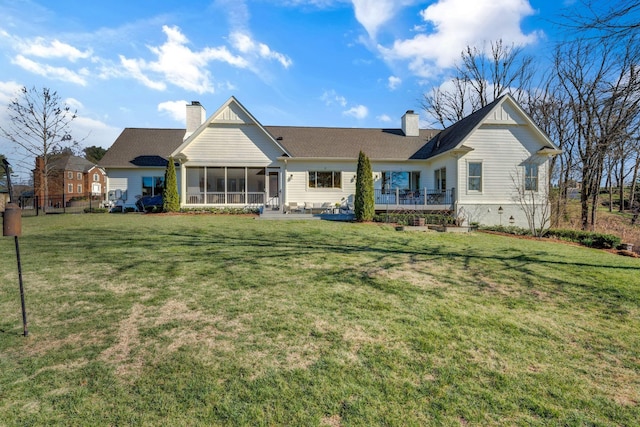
0,213,639,426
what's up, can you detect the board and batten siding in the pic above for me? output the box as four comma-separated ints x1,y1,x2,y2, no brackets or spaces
457,124,550,205
181,124,283,167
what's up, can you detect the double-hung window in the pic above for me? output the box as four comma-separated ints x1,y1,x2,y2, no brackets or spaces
525,163,538,191
468,162,482,192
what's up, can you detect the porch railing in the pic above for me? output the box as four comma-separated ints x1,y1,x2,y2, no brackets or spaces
186,191,265,205
374,188,455,209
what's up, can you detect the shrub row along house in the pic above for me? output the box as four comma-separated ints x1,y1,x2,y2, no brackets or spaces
99,95,560,226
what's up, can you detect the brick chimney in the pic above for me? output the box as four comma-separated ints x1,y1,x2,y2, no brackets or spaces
185,101,206,139
401,110,419,137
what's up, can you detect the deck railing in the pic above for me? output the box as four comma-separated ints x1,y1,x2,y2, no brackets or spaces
374,188,455,209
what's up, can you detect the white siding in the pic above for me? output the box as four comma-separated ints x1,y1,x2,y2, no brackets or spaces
284,160,356,206
453,121,553,226
457,124,549,205
283,160,433,207
425,157,457,191
182,124,283,167
106,167,176,208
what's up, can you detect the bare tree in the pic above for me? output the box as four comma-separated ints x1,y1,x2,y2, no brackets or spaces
525,77,578,226
553,37,640,230
0,87,77,210
510,162,552,237
561,0,640,41
422,39,536,128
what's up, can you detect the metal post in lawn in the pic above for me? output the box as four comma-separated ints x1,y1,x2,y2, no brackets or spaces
2,159,28,337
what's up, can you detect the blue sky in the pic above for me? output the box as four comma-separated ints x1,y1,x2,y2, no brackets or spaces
0,0,571,175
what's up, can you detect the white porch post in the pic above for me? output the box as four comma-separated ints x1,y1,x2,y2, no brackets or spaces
180,162,186,206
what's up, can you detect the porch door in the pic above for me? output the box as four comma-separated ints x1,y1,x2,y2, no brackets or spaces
267,169,280,208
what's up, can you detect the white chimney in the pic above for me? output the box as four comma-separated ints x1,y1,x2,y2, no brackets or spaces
401,110,419,137
185,101,206,139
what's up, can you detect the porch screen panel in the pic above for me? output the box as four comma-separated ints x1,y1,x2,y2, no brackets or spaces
207,167,225,203
227,167,245,204
186,167,204,203
247,168,265,204
247,168,264,192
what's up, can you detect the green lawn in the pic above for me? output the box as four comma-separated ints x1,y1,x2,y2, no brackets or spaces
0,214,638,426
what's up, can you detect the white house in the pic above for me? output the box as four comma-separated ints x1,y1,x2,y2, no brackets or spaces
99,95,561,226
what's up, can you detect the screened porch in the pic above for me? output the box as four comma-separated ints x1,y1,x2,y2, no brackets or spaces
185,166,268,205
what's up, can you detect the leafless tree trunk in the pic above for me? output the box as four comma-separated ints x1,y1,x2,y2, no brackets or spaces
553,37,640,230
511,165,551,237
0,87,77,211
422,39,536,128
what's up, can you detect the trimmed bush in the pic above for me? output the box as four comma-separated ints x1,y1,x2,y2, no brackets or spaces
374,213,455,226
547,229,621,249
480,225,621,249
180,207,260,215
354,151,374,222
163,156,180,212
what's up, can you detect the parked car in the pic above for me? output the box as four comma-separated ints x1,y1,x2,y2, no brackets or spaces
135,195,163,212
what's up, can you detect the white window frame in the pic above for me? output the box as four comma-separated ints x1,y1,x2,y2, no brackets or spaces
308,171,342,189
524,163,539,192
467,161,483,193
434,167,446,191
67,183,73,193
77,184,82,194
93,173,99,182
77,172,82,180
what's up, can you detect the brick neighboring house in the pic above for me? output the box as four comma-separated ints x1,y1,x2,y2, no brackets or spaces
33,153,107,208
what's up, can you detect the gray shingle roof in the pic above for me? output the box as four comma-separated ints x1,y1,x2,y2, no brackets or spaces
265,127,440,160
100,97,515,166
411,96,504,159
99,128,186,168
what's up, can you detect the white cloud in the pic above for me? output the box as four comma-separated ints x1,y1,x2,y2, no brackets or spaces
229,32,292,68
377,114,392,123
379,0,541,77
72,115,121,149
343,104,368,119
0,80,23,106
388,75,401,90
119,55,167,91
20,38,92,62
12,55,88,85
65,97,84,111
158,100,188,123
351,0,412,38
119,25,250,94
321,89,347,107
